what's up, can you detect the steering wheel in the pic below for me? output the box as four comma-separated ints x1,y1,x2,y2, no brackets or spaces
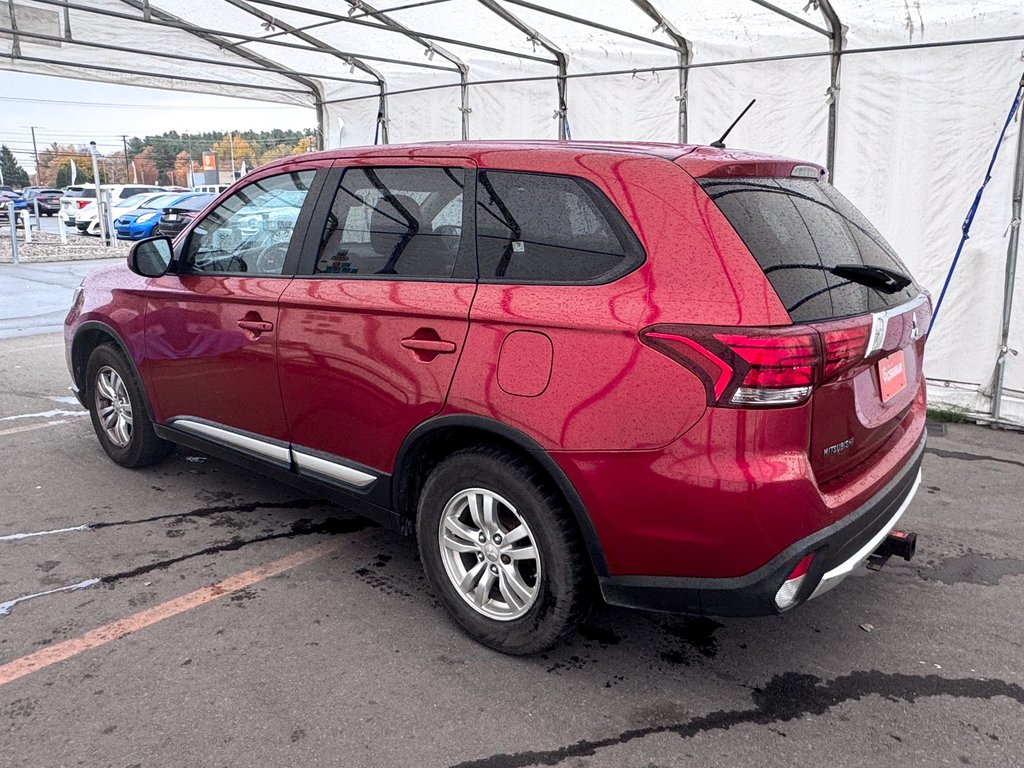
255,243,288,274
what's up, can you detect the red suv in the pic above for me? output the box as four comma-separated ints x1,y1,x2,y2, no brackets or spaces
65,141,928,654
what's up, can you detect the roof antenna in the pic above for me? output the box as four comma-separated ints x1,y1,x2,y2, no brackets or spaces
710,98,756,149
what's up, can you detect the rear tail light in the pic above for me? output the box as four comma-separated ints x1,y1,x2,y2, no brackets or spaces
76,200,90,209
641,316,873,408
774,554,814,610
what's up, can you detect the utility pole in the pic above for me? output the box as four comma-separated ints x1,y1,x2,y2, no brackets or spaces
121,135,130,180
30,126,41,185
228,130,236,179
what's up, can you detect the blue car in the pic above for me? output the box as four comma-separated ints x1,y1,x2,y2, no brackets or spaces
0,190,28,219
114,193,204,240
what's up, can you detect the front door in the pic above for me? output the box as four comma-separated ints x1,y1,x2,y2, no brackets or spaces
142,166,322,452
277,159,477,478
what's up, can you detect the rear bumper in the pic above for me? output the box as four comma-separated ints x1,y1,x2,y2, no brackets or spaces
599,433,925,617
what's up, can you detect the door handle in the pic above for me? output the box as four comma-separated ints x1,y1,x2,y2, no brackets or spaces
400,338,457,354
238,319,274,333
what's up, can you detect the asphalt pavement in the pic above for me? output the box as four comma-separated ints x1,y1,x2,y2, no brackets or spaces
0,258,118,339
0,329,1022,766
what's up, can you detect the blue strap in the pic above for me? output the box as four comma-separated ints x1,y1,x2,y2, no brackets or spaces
930,73,1024,334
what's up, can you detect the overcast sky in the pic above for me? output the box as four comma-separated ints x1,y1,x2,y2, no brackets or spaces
0,71,316,175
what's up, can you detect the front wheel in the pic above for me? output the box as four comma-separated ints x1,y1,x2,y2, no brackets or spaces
86,344,174,468
417,447,591,655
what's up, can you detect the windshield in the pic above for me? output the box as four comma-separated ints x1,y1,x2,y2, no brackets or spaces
173,194,215,212
119,193,157,209
141,194,183,211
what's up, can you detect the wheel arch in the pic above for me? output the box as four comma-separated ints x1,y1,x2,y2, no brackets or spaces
394,414,609,577
72,321,155,421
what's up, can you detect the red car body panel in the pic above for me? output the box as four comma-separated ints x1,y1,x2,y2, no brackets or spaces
65,140,928,617
141,275,292,441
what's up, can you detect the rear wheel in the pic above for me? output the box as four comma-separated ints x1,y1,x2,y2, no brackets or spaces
416,447,591,655
85,344,173,468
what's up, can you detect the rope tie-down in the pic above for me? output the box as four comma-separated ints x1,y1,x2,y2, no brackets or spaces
929,71,1024,334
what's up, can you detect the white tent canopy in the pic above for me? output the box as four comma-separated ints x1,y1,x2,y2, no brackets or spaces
4,0,1024,424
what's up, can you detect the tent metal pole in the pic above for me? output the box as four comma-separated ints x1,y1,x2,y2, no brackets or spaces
342,0,470,140
501,0,679,52
992,104,1024,421
322,32,1024,106
244,0,555,65
0,25,377,87
2,52,310,95
630,0,691,143
476,0,568,139
6,0,20,56
30,0,459,73
818,0,844,180
221,0,390,142
116,0,335,132
747,0,831,37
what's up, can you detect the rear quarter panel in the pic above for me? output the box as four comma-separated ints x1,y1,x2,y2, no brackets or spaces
445,151,791,452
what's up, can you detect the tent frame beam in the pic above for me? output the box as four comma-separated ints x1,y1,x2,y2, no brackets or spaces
220,0,390,144
630,0,691,143
342,0,471,139
818,0,843,179
26,0,460,73
476,0,568,139
244,0,556,65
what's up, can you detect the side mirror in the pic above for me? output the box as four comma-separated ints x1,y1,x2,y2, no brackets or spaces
128,236,173,278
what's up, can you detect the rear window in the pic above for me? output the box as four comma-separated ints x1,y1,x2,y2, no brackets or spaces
476,171,643,284
65,188,95,199
698,178,917,321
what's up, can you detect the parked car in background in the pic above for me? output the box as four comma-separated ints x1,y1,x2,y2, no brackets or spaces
23,188,64,215
154,193,215,238
76,192,174,237
192,184,229,194
0,190,28,223
65,142,929,655
62,184,164,228
114,192,207,240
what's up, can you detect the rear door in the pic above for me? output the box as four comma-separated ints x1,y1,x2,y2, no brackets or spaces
142,165,324,455
277,157,477,479
697,177,928,483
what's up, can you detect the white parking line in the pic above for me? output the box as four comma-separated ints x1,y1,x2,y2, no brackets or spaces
0,409,87,421
0,579,100,617
0,524,91,543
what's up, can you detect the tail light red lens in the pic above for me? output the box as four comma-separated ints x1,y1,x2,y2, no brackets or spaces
641,317,875,408
76,200,90,209
820,318,872,379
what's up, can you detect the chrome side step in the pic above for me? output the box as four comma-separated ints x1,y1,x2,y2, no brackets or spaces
170,419,378,490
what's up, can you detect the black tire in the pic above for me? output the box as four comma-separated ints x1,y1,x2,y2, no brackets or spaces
416,446,591,655
85,344,174,468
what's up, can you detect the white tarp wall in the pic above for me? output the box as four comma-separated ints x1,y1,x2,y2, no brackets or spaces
3,0,1024,423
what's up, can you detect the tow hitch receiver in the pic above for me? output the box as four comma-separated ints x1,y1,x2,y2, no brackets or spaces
866,530,917,571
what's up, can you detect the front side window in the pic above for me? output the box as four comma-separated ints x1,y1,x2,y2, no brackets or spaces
316,166,466,279
182,170,314,276
476,171,642,284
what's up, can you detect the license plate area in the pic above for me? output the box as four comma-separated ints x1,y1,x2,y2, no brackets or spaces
877,349,907,402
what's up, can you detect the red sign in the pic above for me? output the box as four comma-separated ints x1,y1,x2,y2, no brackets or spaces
878,349,907,402
202,152,217,172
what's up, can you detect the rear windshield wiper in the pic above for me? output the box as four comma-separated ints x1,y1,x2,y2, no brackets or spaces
828,264,911,293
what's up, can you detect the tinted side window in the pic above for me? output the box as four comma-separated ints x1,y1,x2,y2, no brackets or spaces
698,178,917,321
183,170,314,276
316,167,466,279
476,171,642,284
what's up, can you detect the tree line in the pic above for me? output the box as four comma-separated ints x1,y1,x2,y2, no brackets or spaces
5,129,318,188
